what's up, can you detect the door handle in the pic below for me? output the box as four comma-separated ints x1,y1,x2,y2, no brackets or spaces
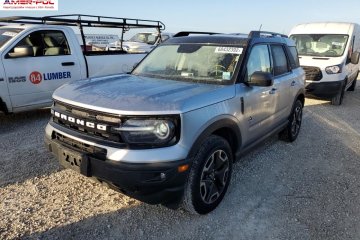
269,88,277,94
62,62,75,66
291,81,296,86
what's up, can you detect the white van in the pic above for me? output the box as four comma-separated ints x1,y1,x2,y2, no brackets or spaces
289,22,360,105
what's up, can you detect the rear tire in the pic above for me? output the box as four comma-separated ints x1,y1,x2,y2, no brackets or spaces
279,99,303,142
331,82,345,105
182,135,233,215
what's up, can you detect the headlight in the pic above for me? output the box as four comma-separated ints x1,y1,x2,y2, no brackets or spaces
325,65,342,74
112,119,177,145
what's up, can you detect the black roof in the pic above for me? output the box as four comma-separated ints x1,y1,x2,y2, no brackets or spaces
166,31,294,47
166,35,249,45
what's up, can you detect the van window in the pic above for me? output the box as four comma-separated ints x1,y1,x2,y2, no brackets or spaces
9,30,70,57
271,45,289,76
245,44,271,81
288,46,300,69
290,34,349,57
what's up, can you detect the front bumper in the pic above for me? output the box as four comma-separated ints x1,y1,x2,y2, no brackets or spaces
45,135,189,206
305,80,343,99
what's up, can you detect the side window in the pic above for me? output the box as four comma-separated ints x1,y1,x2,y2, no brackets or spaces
9,30,70,58
288,46,300,69
43,31,71,56
245,44,271,81
270,45,289,76
346,36,355,64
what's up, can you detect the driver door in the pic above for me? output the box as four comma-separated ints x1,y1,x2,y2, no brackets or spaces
241,44,278,143
2,29,82,110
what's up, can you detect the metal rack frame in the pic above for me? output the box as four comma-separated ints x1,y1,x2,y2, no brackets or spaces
0,14,166,53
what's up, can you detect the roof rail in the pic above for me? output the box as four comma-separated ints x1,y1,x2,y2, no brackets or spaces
173,31,220,37
0,14,165,30
249,31,288,38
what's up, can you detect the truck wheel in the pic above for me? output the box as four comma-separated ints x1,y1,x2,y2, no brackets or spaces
183,135,233,214
331,83,345,105
279,99,303,142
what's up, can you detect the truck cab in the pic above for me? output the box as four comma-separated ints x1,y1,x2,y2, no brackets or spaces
0,25,86,113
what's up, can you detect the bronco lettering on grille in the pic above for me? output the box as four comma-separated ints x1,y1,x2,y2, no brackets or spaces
52,110,109,131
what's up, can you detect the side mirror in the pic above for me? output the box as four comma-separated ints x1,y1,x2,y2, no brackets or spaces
249,71,273,87
7,46,34,58
351,51,360,65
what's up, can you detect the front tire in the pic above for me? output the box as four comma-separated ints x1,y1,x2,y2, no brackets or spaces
331,82,345,105
183,135,233,214
280,99,303,142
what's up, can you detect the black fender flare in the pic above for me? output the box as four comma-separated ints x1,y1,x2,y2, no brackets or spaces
186,117,242,161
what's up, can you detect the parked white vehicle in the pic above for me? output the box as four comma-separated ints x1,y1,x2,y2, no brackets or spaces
289,22,360,105
107,32,173,53
0,15,165,113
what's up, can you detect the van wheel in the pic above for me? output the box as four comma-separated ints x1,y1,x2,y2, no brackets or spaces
348,78,358,92
348,71,358,91
182,135,232,214
331,83,345,105
279,99,303,142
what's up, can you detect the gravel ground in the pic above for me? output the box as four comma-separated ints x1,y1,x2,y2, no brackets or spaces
1,81,360,240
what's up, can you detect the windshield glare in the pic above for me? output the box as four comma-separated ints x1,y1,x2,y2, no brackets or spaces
0,28,23,49
290,34,349,57
132,44,243,83
129,33,158,44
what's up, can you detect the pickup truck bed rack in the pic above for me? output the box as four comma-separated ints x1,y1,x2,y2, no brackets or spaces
0,14,165,53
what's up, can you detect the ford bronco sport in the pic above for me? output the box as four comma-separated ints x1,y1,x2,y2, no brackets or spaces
45,31,305,214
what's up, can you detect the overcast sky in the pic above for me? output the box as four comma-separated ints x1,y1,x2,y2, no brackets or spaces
1,0,359,34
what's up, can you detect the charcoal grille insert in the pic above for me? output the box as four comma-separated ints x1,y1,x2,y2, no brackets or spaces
302,66,323,81
52,101,123,143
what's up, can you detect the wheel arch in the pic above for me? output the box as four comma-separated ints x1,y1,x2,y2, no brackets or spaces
0,98,9,114
187,118,242,162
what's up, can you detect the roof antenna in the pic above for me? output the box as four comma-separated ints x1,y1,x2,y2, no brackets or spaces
259,24,262,31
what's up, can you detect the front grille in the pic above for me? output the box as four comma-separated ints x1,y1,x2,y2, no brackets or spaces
52,101,124,144
52,131,107,160
302,66,323,81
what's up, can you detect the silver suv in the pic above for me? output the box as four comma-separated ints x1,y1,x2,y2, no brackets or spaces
45,31,305,214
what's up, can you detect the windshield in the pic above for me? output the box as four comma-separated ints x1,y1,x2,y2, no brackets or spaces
129,33,158,45
132,44,243,83
290,34,349,57
0,28,23,49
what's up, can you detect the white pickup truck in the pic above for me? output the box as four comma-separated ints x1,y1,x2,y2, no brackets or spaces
0,15,165,113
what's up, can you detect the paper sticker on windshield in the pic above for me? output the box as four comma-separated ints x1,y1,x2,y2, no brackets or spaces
2,32,17,37
215,47,243,54
222,72,231,80
332,42,343,46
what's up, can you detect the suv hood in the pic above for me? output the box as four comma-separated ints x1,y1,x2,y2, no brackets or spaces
53,74,235,115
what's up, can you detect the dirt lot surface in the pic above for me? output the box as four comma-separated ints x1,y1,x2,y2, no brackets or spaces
1,82,360,240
